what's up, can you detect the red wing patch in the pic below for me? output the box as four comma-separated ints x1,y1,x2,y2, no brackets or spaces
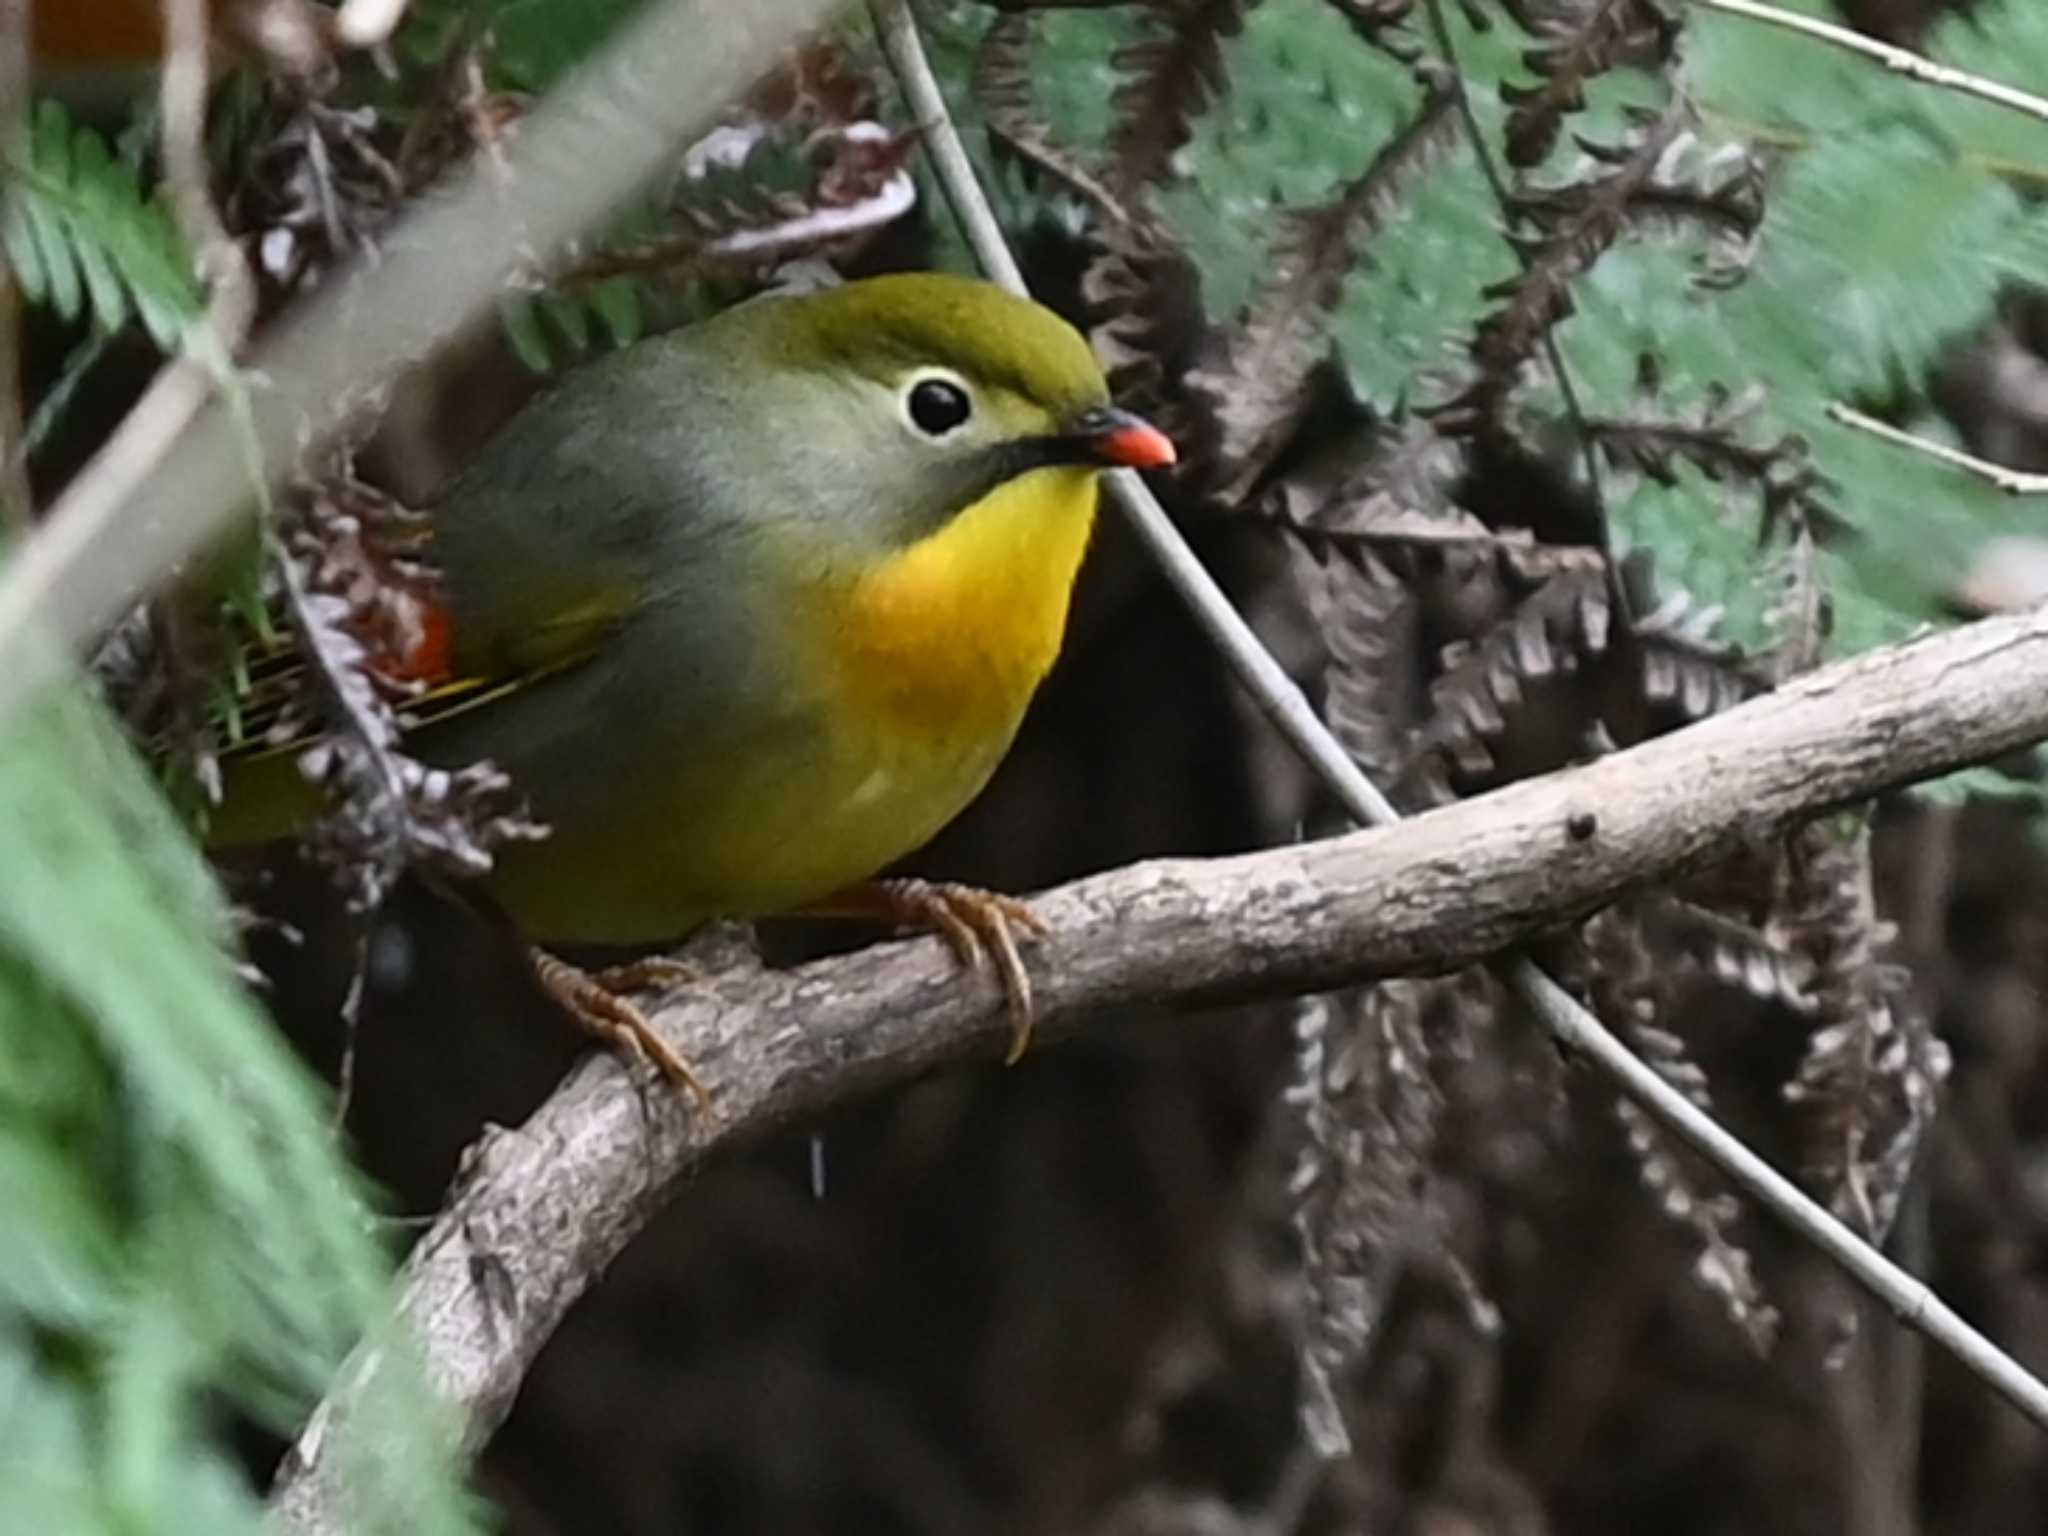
375,584,457,688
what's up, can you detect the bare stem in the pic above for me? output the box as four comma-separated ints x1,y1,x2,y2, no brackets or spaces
1829,402,2048,496
1690,0,2048,126
161,0,256,353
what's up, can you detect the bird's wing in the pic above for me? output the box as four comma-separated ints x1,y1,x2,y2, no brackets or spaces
211,535,644,767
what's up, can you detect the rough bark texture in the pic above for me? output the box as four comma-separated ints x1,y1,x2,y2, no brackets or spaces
271,598,2048,1533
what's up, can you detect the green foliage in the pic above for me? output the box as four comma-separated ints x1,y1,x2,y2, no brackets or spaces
501,277,646,373
0,655,478,1536
2,101,201,350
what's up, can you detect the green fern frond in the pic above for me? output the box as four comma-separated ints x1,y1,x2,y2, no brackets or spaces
2,101,201,350
0,654,479,1536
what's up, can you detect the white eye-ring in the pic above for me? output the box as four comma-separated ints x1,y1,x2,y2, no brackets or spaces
900,367,975,439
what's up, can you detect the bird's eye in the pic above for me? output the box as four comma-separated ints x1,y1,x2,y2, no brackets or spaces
906,375,973,437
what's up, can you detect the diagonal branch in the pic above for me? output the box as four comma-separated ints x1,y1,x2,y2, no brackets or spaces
271,598,2048,1533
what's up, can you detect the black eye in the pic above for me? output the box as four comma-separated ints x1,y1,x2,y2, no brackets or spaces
907,377,972,436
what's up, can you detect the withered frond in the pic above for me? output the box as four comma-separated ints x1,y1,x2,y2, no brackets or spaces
274,464,544,912
1188,67,1462,502
1400,562,1613,799
1627,585,1766,722
1080,212,1211,442
567,121,919,289
1586,906,1781,1354
1588,382,1841,545
1597,129,1766,290
1497,0,1680,170
1640,895,1819,1016
230,102,408,306
1301,544,1429,789
1323,0,1424,60
1262,481,1603,587
1775,826,1948,1242
1765,521,1827,684
1107,0,1253,197
1296,409,1472,525
1447,100,1686,427
1289,981,1443,1455
972,13,1140,229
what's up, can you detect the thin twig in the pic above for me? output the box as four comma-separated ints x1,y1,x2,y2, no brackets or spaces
1829,402,2048,496
868,0,2048,1434
1690,0,2048,126
162,0,256,353
267,599,2048,1531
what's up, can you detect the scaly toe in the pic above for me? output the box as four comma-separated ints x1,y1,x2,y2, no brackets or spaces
590,956,704,994
884,880,1044,1063
530,948,714,1113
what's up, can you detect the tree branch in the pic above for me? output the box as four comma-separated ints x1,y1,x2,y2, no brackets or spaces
270,599,2048,1531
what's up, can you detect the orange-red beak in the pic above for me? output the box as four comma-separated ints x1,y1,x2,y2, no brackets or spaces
1072,405,1177,470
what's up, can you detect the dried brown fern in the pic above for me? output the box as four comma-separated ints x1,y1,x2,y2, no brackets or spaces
1106,0,1254,198
1639,895,1819,1017
1445,99,1688,426
1289,981,1443,1455
1079,213,1211,443
1630,586,1767,723
1498,0,1680,169
1398,561,1613,799
1300,544,1429,789
1586,905,1781,1353
1776,826,1949,1242
1323,0,1425,59
273,463,544,912
1766,520,1828,683
1587,382,1840,543
971,12,1140,228
1186,65,1462,502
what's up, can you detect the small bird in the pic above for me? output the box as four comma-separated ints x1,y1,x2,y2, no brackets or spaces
210,273,1175,1099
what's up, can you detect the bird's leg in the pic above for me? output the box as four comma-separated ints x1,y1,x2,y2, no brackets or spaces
801,879,1050,1064
528,947,713,1112
587,956,703,993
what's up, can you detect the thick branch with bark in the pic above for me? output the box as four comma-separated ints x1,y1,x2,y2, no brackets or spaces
272,600,2048,1531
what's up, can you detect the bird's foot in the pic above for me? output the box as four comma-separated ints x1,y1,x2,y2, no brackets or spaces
529,947,713,1112
806,878,1050,1063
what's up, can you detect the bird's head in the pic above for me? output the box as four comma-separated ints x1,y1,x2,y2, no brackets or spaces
726,272,1174,564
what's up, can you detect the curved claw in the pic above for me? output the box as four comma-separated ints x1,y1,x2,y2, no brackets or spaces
530,948,715,1114
810,879,1050,1063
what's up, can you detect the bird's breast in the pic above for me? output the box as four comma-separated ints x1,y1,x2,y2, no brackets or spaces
477,467,1100,942
827,465,1098,746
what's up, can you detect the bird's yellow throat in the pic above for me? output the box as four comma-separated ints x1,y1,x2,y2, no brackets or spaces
837,464,1099,736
